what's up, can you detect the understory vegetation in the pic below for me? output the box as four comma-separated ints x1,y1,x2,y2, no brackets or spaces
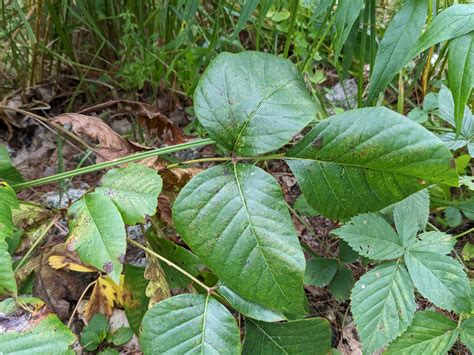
0,0,473,354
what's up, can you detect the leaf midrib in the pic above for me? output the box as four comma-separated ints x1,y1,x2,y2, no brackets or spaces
232,163,291,306
231,79,299,153
250,320,288,354
285,156,450,184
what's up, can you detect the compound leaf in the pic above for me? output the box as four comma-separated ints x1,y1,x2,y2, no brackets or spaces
173,164,306,314
333,213,403,260
385,310,459,354
67,192,126,283
243,318,331,355
351,262,416,353
405,251,470,313
367,0,428,103
194,51,316,155
286,107,457,221
96,163,162,225
140,294,241,354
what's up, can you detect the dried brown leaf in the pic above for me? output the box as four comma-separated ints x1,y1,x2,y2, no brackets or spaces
53,113,132,162
83,276,116,321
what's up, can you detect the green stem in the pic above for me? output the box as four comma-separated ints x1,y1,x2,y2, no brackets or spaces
127,238,212,293
283,0,299,58
453,227,474,239
11,138,215,190
358,1,370,107
14,215,60,273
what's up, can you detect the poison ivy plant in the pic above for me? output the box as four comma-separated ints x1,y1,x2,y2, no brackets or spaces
193,51,317,156
140,294,241,354
67,164,162,283
334,192,470,352
243,317,331,354
286,107,457,220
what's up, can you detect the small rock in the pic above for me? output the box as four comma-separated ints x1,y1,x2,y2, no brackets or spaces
325,78,358,110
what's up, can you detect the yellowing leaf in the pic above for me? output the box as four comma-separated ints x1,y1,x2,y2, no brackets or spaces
83,277,116,321
48,255,97,273
144,254,171,308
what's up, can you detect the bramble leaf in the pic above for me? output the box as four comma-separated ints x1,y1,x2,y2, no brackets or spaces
194,51,316,155
333,214,404,260
385,310,459,354
460,318,474,353
405,250,470,313
67,192,126,283
351,262,415,353
96,163,162,225
140,294,241,354
173,164,306,314
287,107,457,220
243,318,331,355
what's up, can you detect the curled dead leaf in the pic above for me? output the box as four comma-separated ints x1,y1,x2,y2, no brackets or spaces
48,255,97,273
53,113,132,162
83,275,124,321
78,100,185,144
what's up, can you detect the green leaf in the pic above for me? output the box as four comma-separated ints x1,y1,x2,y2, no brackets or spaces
393,190,429,245
193,51,316,155
338,240,359,263
243,318,331,355
367,4,474,103
460,318,474,353
304,257,338,287
328,265,354,301
414,4,474,58
351,262,416,353
333,0,364,61
367,0,428,103
140,294,241,354
147,232,202,289
218,285,286,322
0,298,76,354
0,183,19,296
286,107,457,221
67,192,126,283
294,194,319,217
385,310,459,354
405,251,470,313
0,145,24,185
111,327,133,346
96,163,162,225
173,164,306,314
407,231,455,255
448,32,474,134
333,213,403,260
123,264,149,335
0,240,16,296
